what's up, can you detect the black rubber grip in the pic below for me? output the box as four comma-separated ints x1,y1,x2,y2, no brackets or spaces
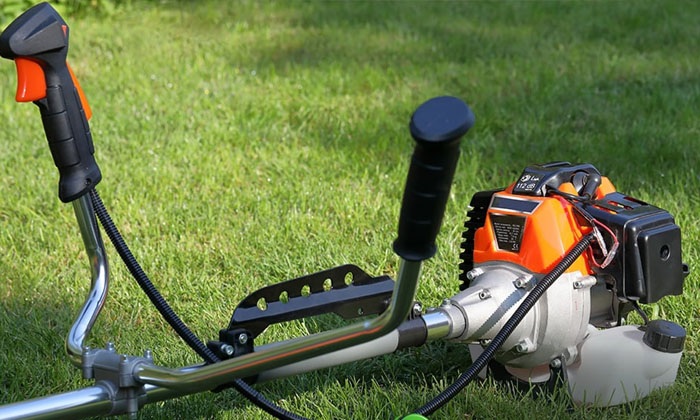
393,96,475,261
0,2,101,202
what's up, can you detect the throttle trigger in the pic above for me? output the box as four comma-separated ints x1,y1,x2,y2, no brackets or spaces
14,58,46,102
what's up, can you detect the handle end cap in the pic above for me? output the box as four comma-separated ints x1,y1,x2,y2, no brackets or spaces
409,96,474,145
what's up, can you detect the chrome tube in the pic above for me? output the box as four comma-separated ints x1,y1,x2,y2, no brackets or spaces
0,385,113,420
255,329,400,383
66,194,109,366
254,308,456,382
147,306,453,387
422,311,453,341
142,365,202,404
135,259,422,392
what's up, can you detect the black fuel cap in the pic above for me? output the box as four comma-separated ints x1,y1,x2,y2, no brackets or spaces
642,319,686,353
409,96,475,144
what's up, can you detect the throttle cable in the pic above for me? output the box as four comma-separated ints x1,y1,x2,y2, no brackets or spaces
410,233,596,417
89,188,311,420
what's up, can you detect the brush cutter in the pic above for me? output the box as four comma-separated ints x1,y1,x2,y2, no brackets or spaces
0,3,690,419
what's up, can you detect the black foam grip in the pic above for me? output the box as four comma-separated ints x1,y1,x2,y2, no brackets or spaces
0,2,100,202
393,96,474,261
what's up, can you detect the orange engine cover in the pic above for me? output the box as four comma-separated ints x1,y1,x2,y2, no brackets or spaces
472,179,615,275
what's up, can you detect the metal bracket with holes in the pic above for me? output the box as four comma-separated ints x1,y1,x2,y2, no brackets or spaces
226,264,394,338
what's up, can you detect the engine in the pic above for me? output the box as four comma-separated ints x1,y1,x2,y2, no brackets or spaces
428,162,689,406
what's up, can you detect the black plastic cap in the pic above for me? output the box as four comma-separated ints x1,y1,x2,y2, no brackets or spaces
409,96,475,145
642,319,686,353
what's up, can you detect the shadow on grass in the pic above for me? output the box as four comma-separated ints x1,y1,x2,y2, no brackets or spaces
187,0,700,190
91,1,700,196
0,295,88,403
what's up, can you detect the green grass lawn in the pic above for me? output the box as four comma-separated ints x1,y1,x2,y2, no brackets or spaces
1,1,699,419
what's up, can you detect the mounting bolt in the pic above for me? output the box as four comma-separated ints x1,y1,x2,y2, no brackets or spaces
478,289,491,300
238,333,249,345
221,344,235,356
479,339,492,346
442,298,452,307
106,342,115,352
550,358,562,369
120,354,129,362
411,301,423,318
573,276,596,290
466,268,484,281
515,340,533,354
514,276,530,289
144,349,153,360
82,346,91,354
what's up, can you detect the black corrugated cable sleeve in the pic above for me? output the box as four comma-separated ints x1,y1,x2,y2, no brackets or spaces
411,232,596,417
89,188,311,420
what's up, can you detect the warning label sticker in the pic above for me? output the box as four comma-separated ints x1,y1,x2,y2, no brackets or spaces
490,213,526,253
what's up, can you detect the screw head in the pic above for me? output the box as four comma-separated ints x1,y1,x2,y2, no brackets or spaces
221,344,235,356
514,340,532,354
466,268,483,281
144,349,153,359
478,289,491,300
573,281,583,289
411,301,423,317
514,276,530,289
106,342,115,352
550,358,562,369
120,354,129,362
238,333,249,345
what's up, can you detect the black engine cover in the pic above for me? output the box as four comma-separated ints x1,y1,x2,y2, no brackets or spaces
583,192,687,303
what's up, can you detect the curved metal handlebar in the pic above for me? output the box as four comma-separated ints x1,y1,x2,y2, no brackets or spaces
66,193,109,367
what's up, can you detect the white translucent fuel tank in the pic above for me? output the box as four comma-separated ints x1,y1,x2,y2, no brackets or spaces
565,323,684,406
